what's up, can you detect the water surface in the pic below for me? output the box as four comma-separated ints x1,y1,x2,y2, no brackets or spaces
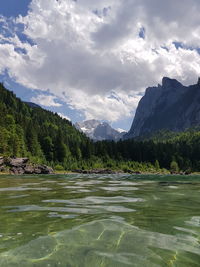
0,174,200,266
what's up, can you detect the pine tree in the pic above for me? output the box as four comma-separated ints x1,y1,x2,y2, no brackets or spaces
170,160,179,174
155,160,160,170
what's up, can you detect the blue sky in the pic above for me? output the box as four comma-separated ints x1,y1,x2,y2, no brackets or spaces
0,0,31,17
0,0,90,126
0,0,200,131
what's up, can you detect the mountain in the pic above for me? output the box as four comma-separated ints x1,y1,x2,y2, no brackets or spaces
75,120,126,141
1,82,200,172
125,77,200,139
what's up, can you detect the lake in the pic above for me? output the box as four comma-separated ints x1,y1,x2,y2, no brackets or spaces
0,174,200,266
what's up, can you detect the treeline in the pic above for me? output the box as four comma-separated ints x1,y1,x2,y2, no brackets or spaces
0,83,200,172
94,130,200,172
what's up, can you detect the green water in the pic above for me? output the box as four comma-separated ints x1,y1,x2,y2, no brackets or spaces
0,174,200,266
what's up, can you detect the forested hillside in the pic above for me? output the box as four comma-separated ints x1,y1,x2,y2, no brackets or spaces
96,129,200,172
0,83,200,173
0,83,93,170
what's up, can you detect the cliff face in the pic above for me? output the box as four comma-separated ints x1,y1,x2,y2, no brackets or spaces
125,77,200,139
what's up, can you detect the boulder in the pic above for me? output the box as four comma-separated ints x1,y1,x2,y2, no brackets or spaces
0,157,4,166
10,167,25,175
38,165,54,174
0,166,5,172
7,157,29,167
24,165,35,174
34,167,42,174
24,164,54,174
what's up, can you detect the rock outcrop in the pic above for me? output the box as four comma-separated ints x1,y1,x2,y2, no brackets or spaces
125,77,200,139
0,157,54,175
6,157,29,167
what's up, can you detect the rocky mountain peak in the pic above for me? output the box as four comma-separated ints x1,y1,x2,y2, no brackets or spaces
162,77,183,90
75,119,126,141
124,77,200,139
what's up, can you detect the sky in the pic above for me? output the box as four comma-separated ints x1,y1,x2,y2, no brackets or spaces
0,0,200,131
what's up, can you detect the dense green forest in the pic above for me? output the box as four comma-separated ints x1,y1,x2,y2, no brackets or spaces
0,83,200,173
0,83,92,170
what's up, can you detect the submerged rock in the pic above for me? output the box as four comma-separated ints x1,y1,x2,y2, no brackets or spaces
1,219,200,266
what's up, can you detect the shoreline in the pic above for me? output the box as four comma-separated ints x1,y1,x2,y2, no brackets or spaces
1,170,199,176
1,157,197,176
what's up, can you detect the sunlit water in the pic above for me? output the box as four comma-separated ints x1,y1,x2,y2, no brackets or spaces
0,174,200,266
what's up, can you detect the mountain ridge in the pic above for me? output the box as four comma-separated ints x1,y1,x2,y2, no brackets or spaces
125,77,200,139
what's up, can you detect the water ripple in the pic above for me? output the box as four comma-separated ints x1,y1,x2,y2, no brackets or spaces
1,174,200,266
1,219,200,266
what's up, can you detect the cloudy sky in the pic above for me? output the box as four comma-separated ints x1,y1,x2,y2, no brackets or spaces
0,0,200,130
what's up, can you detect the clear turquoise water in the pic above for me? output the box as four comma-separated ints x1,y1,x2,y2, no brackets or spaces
0,174,200,266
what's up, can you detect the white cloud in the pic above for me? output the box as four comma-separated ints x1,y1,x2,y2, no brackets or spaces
0,0,200,122
58,112,71,121
31,94,62,107
65,89,141,122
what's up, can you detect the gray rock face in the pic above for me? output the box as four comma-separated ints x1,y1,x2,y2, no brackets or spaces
75,120,126,141
125,77,200,139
